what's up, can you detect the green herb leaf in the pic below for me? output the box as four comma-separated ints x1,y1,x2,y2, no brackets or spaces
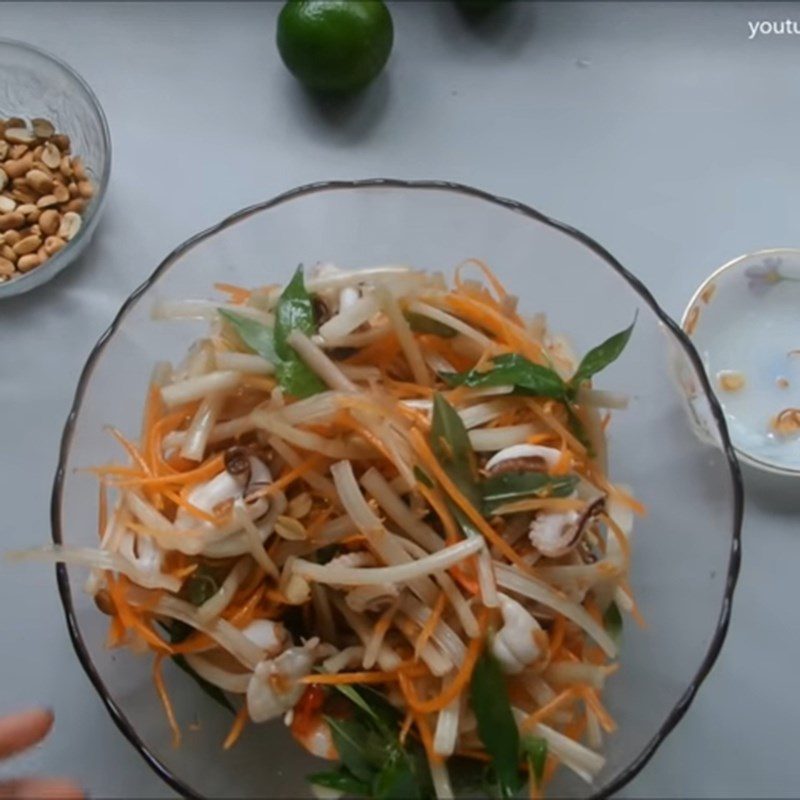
325,716,376,783
404,311,457,338
441,354,567,399
570,317,636,390
521,735,548,787
482,471,578,513
430,393,482,510
603,600,623,644
470,648,523,799
373,750,424,800
218,309,279,364
310,769,371,796
274,265,326,398
274,265,318,357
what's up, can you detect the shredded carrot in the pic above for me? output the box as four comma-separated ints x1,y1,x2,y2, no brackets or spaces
163,487,220,524
399,610,488,714
548,616,566,660
399,710,414,746
526,401,586,456
414,591,447,660
602,512,631,564
521,687,580,730
98,482,108,541
410,428,537,576
106,427,151,475
456,258,509,304
114,453,224,489
416,482,459,545
153,653,182,747
215,282,252,304
581,688,616,733
246,454,325,502
223,704,250,749
412,708,442,764
300,670,406,686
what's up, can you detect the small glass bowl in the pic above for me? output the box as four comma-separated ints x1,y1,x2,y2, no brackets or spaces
683,247,800,476
52,180,742,798
0,38,111,298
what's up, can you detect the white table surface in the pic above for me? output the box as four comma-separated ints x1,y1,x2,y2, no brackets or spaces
0,1,797,797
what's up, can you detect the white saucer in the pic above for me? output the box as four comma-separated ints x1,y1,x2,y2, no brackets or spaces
683,248,800,476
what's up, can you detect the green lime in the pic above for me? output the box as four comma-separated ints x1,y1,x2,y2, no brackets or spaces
277,0,394,93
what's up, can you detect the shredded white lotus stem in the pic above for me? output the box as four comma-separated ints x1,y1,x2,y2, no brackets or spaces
267,436,338,502
400,595,467,664
161,370,242,408
286,330,358,392
318,294,381,340
294,536,483,588
433,694,460,758
311,583,337,645
393,614,453,677
494,562,617,658
8,546,180,592
330,461,438,605
214,351,275,374
396,538,480,638
234,504,280,580
360,467,444,552
476,548,499,608
306,265,418,293
406,300,492,348
458,398,517,430
314,322,392,349
129,590,264,670
152,299,272,326
196,557,251,623
577,387,629,410
469,423,544,451
164,412,256,451
183,653,250,693
252,411,370,459
321,645,365,674
180,393,223,462
377,285,430,386
429,760,454,800
363,599,399,670
528,719,605,783
330,595,402,672
543,661,616,690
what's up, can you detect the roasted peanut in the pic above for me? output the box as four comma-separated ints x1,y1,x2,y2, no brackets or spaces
39,209,60,236
43,235,66,256
0,212,24,231
13,234,42,256
17,253,41,272
0,256,14,276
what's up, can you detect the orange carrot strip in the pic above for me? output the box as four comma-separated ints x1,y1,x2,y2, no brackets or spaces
114,453,224,489
214,282,252,304
300,670,405,686
602,512,631,564
153,653,182,747
581,688,616,733
223,705,249,750
106,427,151,475
399,610,488,714
409,429,536,576
245,454,325,502
521,687,580,730
414,591,447,660
412,709,442,765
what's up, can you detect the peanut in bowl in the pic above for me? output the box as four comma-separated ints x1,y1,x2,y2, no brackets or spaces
0,38,110,298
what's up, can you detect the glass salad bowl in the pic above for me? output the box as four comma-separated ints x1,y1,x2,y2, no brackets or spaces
51,180,742,798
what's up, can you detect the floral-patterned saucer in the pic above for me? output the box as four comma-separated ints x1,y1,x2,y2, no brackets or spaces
682,248,800,476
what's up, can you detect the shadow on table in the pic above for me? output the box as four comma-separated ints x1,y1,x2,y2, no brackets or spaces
741,461,800,515
281,70,392,146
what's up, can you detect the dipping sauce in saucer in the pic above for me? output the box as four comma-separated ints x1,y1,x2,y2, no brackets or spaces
684,248,800,474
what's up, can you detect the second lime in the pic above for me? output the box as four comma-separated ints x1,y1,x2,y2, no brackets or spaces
277,0,394,93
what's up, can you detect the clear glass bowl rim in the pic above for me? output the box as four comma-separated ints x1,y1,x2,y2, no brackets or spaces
50,178,744,799
0,37,112,296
